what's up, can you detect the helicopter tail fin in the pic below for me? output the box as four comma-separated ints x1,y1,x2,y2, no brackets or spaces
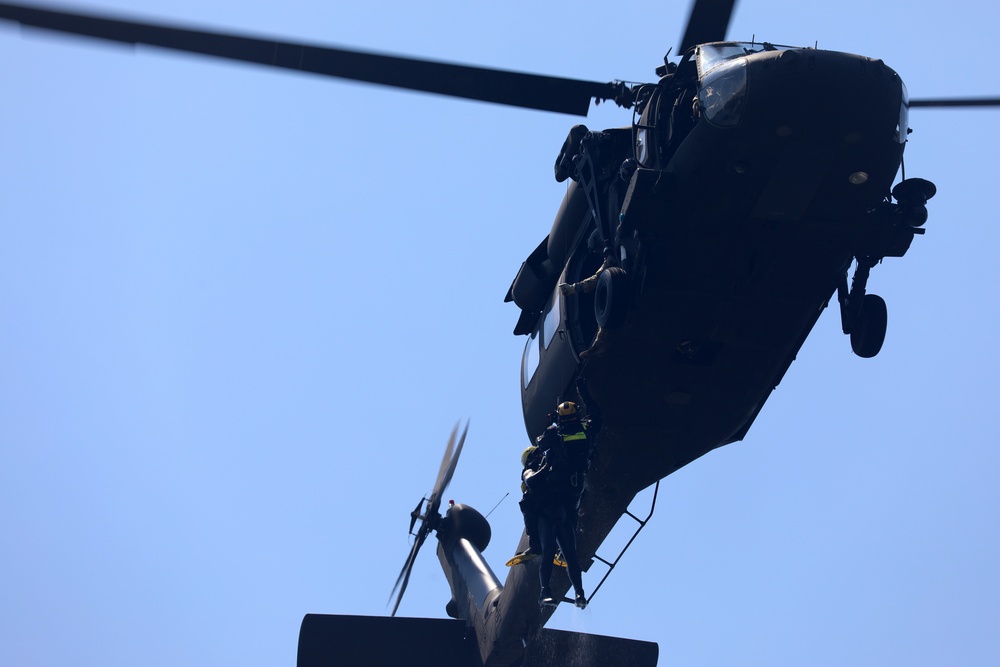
298,614,480,667
298,613,658,667
524,627,658,666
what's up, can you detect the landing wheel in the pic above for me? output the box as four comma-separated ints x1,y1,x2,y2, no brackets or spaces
850,294,887,358
594,267,630,329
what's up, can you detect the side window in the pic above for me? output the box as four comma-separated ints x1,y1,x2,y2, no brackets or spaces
542,293,561,350
522,331,540,389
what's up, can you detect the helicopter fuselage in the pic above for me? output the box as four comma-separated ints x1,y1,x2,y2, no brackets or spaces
498,46,925,661
515,45,915,486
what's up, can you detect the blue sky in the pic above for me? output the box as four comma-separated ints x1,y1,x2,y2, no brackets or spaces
1,1,998,665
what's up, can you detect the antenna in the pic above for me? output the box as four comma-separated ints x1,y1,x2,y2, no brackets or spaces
484,492,510,519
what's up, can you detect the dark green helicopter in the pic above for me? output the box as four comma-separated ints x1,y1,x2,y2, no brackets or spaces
3,1,997,665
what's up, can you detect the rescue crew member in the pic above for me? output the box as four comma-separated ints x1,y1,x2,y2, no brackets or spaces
522,379,602,609
510,443,545,564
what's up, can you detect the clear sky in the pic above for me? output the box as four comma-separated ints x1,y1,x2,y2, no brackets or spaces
1,1,998,665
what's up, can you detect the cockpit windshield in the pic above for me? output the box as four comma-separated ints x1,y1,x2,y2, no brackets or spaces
696,42,800,78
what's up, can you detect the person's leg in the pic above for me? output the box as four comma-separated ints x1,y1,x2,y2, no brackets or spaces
537,508,563,605
555,502,587,609
556,520,583,595
522,499,541,553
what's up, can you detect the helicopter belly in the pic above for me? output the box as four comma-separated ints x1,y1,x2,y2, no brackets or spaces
576,53,909,479
579,50,912,486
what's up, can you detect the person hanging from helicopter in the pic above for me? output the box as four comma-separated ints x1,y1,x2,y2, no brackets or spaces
520,378,602,609
507,406,577,569
505,442,546,567
560,240,614,358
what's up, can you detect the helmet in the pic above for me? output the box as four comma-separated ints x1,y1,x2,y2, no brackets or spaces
521,445,537,467
557,401,577,418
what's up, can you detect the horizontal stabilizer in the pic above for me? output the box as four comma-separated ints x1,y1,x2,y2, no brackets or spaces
298,614,480,667
524,627,659,667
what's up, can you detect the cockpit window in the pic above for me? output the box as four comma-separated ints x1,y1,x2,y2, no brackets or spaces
897,82,910,144
696,42,798,78
523,294,561,389
522,331,540,389
542,293,560,349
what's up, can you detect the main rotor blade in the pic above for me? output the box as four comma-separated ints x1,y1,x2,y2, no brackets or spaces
679,0,738,54
909,97,1000,108
0,2,617,116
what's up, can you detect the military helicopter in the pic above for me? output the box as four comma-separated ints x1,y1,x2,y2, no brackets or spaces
3,1,999,666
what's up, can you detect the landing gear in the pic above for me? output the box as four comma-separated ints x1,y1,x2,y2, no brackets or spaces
850,293,887,358
837,177,936,358
839,257,888,359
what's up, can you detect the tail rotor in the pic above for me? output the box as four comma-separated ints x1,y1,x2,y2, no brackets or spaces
389,420,468,616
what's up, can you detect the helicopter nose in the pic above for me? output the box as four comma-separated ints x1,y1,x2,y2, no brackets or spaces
740,48,905,146
665,48,909,225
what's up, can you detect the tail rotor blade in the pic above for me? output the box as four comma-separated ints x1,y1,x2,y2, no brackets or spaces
431,423,460,502
429,421,468,511
389,524,429,617
388,420,469,617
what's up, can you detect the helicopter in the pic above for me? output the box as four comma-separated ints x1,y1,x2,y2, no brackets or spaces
5,1,1000,667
